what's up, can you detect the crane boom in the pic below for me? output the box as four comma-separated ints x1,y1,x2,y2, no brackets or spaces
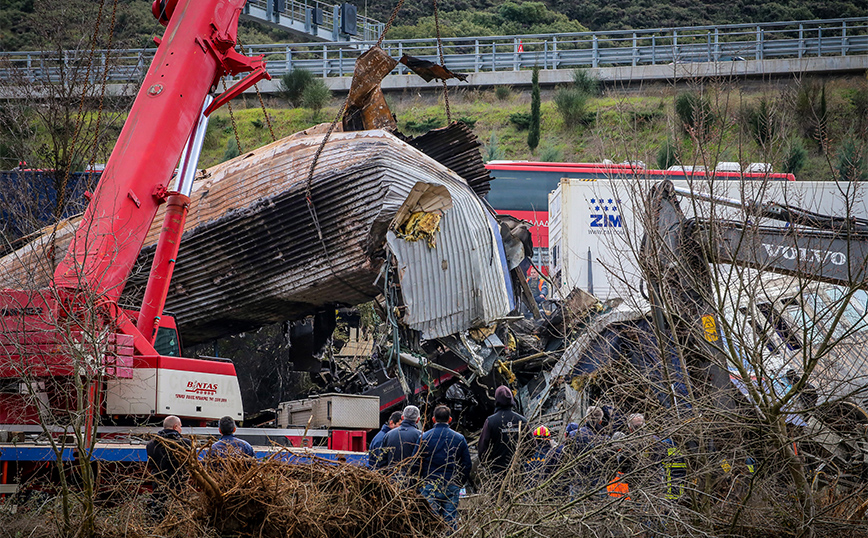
53,0,267,304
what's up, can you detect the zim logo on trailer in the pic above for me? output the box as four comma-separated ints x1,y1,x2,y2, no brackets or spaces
186,381,218,395
589,198,622,228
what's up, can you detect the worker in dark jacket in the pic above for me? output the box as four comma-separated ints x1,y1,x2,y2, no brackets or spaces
478,385,528,476
418,405,472,528
374,405,422,473
146,415,193,518
368,410,402,467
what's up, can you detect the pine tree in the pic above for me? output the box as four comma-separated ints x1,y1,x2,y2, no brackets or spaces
528,66,541,151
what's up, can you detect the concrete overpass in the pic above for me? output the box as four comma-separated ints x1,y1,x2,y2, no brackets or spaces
0,18,865,98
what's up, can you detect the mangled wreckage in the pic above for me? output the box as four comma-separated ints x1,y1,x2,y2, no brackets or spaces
3,46,867,477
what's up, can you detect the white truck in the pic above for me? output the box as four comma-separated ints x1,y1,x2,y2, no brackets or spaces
548,177,868,301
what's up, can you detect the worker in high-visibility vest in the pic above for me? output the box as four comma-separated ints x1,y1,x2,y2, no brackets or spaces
661,442,686,500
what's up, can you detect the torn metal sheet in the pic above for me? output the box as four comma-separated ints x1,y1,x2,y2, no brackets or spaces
407,123,493,198
399,54,468,82
385,177,515,340
342,47,399,132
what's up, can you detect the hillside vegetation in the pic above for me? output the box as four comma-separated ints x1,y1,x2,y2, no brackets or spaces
363,0,867,31
196,74,868,183
3,0,866,52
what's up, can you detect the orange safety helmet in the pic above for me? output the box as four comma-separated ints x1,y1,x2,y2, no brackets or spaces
532,425,551,438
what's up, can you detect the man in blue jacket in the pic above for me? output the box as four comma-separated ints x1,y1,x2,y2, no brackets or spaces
368,411,402,467
374,405,422,473
418,405,471,528
207,416,255,458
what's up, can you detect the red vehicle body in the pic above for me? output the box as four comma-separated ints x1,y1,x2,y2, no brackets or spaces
485,161,796,270
0,0,270,429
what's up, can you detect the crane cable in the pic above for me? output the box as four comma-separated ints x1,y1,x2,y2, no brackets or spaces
432,0,452,123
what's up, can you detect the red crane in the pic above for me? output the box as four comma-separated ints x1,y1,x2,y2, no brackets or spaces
0,0,270,428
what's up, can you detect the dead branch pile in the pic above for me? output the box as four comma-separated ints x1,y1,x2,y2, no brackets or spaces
158,453,444,538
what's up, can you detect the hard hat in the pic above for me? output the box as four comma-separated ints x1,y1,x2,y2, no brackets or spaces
532,425,551,438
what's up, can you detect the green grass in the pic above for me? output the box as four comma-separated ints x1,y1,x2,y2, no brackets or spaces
92,77,868,179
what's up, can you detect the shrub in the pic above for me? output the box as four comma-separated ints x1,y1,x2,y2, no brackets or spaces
495,86,512,101
223,137,240,162
846,87,868,139
483,132,504,162
742,98,777,147
794,80,827,151
509,112,532,130
554,87,590,127
572,69,601,96
251,118,264,130
539,143,563,162
302,79,332,116
836,137,867,182
782,139,807,176
281,69,315,107
457,116,477,129
405,117,444,134
675,91,715,139
629,109,664,125
528,66,541,151
656,139,679,169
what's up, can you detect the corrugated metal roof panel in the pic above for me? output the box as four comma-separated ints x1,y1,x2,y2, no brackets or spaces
386,172,514,340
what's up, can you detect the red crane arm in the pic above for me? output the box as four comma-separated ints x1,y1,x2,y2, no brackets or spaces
53,0,267,304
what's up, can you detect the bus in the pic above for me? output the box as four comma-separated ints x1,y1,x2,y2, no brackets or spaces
484,161,795,269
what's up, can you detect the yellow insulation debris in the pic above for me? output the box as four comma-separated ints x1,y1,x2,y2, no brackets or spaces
398,211,442,248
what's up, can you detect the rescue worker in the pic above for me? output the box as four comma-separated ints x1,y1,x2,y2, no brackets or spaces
478,386,528,477
146,416,193,518
574,406,610,490
524,425,561,490
375,405,422,475
417,405,472,528
606,431,631,500
368,410,402,467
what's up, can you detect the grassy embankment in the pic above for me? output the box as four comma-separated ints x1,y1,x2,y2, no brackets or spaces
196,75,867,181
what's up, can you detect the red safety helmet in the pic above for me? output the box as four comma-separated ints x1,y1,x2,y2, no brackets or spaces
532,425,551,439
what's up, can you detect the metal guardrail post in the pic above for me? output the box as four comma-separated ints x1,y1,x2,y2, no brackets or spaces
475,40,480,72
513,38,519,71
632,33,638,66
818,26,822,57
544,40,549,69
323,44,328,76
286,45,292,73
332,5,340,41
592,35,599,68
842,21,847,56
339,47,343,76
553,36,558,69
799,24,804,58
714,28,720,62
492,42,496,72
398,42,404,74
756,26,762,60
706,32,711,62
652,34,656,64
672,30,677,62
